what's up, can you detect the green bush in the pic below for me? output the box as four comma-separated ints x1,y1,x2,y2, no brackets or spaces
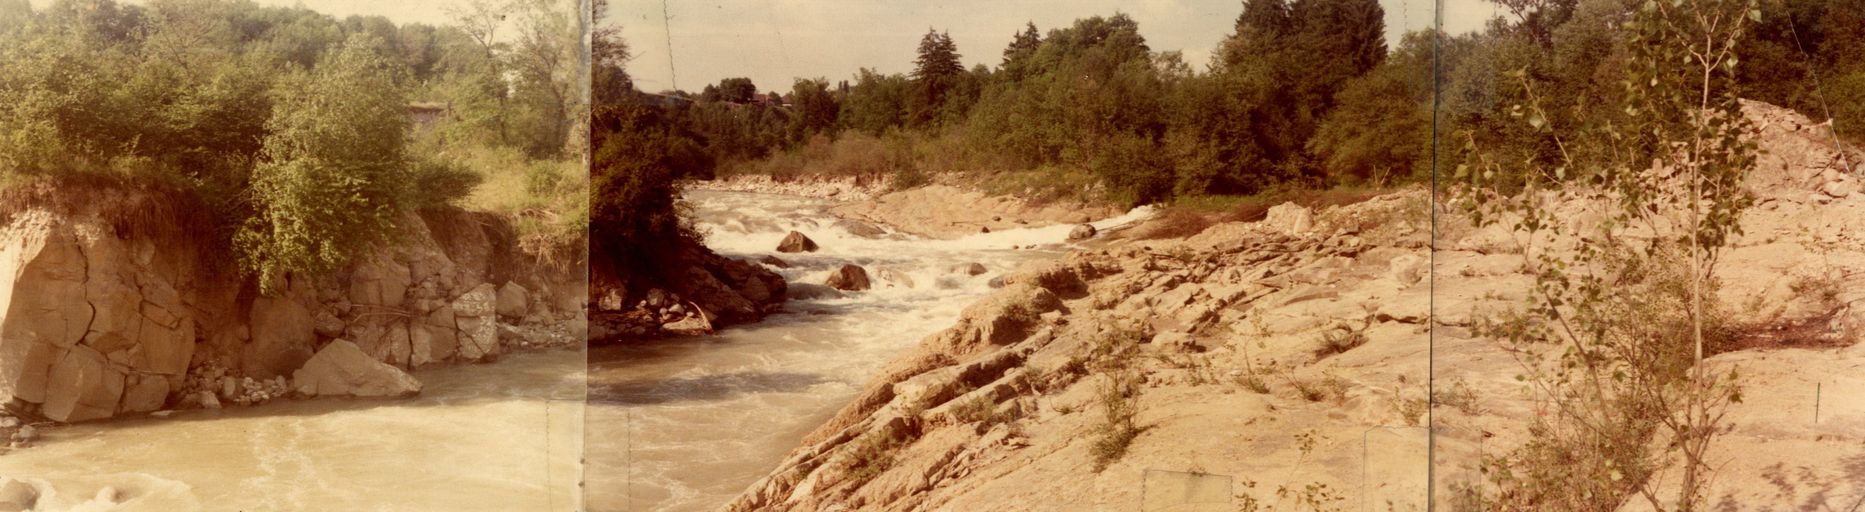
236,34,419,294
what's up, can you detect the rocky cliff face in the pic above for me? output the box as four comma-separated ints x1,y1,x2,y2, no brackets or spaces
0,194,583,424
725,190,1432,511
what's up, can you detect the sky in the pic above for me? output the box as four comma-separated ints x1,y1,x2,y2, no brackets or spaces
615,0,1506,94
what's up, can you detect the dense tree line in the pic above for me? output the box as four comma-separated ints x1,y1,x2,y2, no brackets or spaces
0,0,582,293
626,0,1863,209
633,1,1407,207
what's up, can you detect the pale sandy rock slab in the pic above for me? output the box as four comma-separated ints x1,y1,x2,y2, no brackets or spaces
291,339,421,397
1262,202,1314,235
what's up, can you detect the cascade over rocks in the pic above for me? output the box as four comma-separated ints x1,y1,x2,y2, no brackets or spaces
0,193,584,423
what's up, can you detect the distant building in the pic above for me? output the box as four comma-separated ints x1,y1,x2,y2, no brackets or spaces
406,103,447,130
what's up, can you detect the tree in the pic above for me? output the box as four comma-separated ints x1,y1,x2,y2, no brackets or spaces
788,78,838,139
1457,0,1759,508
717,77,757,103
1217,0,1290,70
910,28,962,125
591,0,630,105
1001,21,1041,80
507,0,579,157
838,68,909,134
1492,0,1580,48
445,0,511,144
236,34,416,295
1308,30,1433,185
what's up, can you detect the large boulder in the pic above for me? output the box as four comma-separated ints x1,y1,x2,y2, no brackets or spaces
452,283,498,318
291,340,422,397
496,282,530,319
825,264,872,291
243,294,316,379
456,316,499,361
422,305,461,362
451,284,500,361
41,345,122,422
0,478,36,512
1067,224,1097,242
1263,202,1315,235
776,231,819,253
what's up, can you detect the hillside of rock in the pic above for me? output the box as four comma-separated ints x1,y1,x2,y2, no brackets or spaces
0,190,584,431
726,188,1433,511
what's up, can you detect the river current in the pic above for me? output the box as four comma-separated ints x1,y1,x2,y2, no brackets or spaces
582,190,1148,511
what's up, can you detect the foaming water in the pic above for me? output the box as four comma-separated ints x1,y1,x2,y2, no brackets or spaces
0,349,586,511
583,190,1149,512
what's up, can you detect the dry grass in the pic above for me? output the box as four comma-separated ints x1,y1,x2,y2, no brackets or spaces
1311,324,1369,360
1090,368,1142,472
0,175,230,268
839,430,908,485
442,146,587,266
1287,372,1350,404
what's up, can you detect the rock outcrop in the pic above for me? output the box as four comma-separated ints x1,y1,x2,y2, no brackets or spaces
291,340,421,397
727,190,1432,511
825,264,872,291
777,231,819,253
0,192,584,423
589,236,787,342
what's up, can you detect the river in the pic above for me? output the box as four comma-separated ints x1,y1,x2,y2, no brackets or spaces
0,349,585,511
581,190,1148,512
